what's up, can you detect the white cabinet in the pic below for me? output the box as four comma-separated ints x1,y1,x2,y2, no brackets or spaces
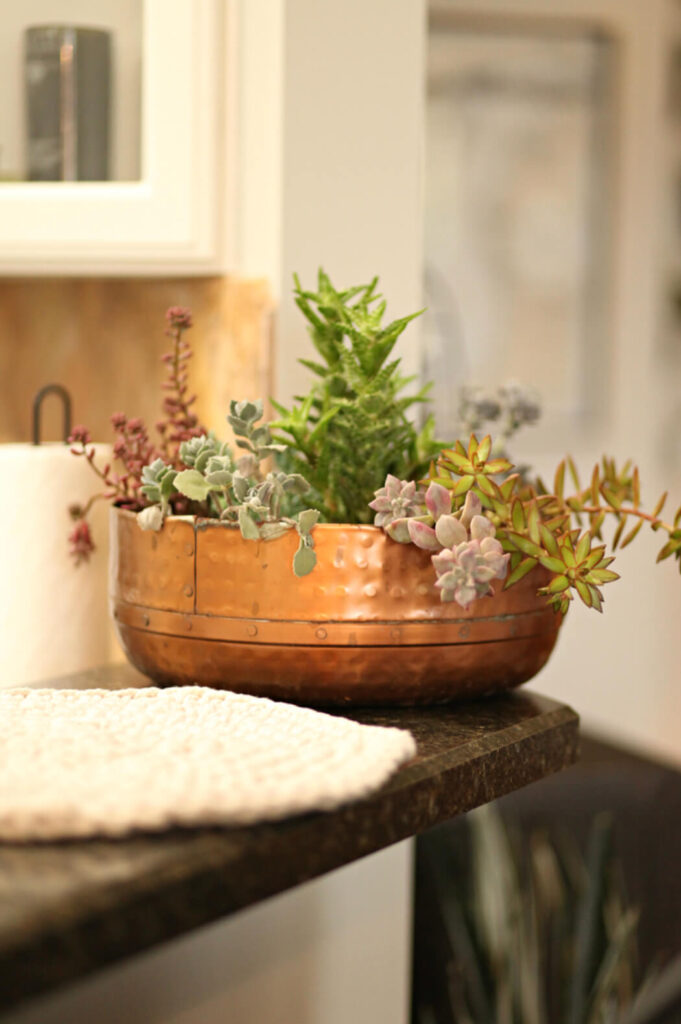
0,0,228,275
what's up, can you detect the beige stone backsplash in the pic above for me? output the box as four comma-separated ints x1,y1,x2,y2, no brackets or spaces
0,276,273,445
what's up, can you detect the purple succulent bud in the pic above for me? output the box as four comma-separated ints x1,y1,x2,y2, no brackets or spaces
432,530,510,609
435,514,467,549
370,475,426,528
407,519,441,551
425,481,451,521
385,518,412,544
460,491,482,529
470,515,494,541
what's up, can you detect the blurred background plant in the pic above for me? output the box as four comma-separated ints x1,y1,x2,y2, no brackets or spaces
414,804,681,1024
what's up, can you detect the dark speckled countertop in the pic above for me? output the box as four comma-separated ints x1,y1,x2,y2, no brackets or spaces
0,665,578,1015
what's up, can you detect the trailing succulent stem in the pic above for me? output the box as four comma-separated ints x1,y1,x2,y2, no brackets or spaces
139,400,319,577
427,436,680,614
270,269,443,524
369,433,681,613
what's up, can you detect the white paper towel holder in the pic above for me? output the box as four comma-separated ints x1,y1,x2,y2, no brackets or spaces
32,384,72,446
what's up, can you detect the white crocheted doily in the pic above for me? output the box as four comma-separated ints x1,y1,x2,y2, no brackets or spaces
0,687,416,841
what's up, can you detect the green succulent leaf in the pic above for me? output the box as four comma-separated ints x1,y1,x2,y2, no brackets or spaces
504,532,543,559
174,468,218,502
293,541,317,577
538,555,566,574
297,508,320,535
238,505,261,540
504,556,537,588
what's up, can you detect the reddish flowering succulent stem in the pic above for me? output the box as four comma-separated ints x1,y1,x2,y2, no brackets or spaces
158,307,206,464
67,305,205,564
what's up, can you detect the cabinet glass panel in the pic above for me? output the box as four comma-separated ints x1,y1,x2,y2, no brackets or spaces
0,0,142,182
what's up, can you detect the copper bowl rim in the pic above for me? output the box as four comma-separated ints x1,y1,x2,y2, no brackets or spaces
116,507,385,535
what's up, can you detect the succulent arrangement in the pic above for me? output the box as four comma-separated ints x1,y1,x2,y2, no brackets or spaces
70,270,681,616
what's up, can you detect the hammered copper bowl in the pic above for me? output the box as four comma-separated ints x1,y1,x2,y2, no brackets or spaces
109,508,563,706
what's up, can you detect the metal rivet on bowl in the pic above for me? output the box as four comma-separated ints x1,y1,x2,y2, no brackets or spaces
458,624,471,640
390,585,406,599
390,627,402,642
183,584,194,598
315,627,327,640
360,534,374,548
363,583,378,598
355,556,368,569
184,616,193,632
247,625,258,637
185,543,194,556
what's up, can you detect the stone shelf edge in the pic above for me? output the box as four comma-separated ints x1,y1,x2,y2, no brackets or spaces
0,665,579,1015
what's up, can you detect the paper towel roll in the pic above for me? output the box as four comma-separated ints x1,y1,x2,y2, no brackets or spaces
0,443,121,687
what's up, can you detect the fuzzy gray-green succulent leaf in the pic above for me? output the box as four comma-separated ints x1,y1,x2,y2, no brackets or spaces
293,539,317,577
206,470,233,487
179,433,229,470
238,505,261,540
232,472,249,502
204,453,233,488
174,468,219,502
282,473,310,495
259,521,294,541
258,443,289,455
297,508,320,535
140,458,177,508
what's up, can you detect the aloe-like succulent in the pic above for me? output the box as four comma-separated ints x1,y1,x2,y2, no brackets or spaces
270,270,443,523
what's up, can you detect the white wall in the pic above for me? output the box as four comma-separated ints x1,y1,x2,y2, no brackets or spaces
235,0,427,404
426,0,681,768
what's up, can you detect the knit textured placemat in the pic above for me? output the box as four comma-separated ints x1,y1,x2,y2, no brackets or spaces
0,687,416,841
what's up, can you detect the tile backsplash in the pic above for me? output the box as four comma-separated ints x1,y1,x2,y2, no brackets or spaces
0,276,273,444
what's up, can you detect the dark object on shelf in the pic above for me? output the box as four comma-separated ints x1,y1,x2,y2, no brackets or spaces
31,384,72,445
24,26,111,181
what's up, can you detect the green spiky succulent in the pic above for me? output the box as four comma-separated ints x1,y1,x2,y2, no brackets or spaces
270,269,443,524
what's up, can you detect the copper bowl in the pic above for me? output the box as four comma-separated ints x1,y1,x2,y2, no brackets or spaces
109,508,563,706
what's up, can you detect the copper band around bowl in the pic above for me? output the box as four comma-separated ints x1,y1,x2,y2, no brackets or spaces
112,599,559,647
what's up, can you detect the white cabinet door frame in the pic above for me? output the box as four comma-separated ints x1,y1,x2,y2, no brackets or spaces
0,0,227,276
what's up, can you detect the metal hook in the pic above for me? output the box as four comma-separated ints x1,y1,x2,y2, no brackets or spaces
32,384,73,446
